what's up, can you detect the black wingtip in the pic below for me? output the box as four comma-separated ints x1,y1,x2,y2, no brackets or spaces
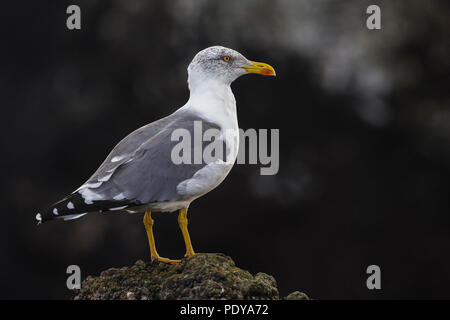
37,192,140,224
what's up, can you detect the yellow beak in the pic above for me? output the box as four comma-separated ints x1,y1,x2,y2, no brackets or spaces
242,61,276,76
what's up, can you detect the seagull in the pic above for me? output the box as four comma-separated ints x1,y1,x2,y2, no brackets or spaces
37,46,276,264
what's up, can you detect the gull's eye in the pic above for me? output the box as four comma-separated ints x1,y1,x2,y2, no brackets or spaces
221,55,232,62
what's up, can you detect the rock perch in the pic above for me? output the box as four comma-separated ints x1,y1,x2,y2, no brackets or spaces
73,253,309,300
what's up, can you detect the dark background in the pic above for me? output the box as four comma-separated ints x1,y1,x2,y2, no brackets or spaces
1,0,449,299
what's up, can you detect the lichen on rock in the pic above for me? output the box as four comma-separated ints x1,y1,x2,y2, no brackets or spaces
73,253,308,300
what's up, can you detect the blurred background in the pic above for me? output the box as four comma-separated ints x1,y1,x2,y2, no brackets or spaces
1,0,449,299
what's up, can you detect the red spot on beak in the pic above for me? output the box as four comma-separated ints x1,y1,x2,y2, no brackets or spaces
260,68,275,76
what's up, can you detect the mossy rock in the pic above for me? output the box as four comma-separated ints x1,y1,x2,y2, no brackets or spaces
73,253,309,300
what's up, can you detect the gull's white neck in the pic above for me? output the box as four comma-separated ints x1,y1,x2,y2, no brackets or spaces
177,71,240,167
177,76,238,130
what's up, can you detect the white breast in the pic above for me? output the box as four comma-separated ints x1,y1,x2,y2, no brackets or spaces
175,80,239,201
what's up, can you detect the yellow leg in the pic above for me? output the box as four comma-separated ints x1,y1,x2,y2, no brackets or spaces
143,211,181,264
178,208,196,258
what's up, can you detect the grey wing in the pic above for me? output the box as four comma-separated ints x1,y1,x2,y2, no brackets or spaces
38,111,224,223
86,114,175,183
90,117,211,203
75,113,222,208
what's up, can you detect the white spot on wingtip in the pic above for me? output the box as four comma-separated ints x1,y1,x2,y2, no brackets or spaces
53,208,59,215
36,213,42,225
67,202,74,209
